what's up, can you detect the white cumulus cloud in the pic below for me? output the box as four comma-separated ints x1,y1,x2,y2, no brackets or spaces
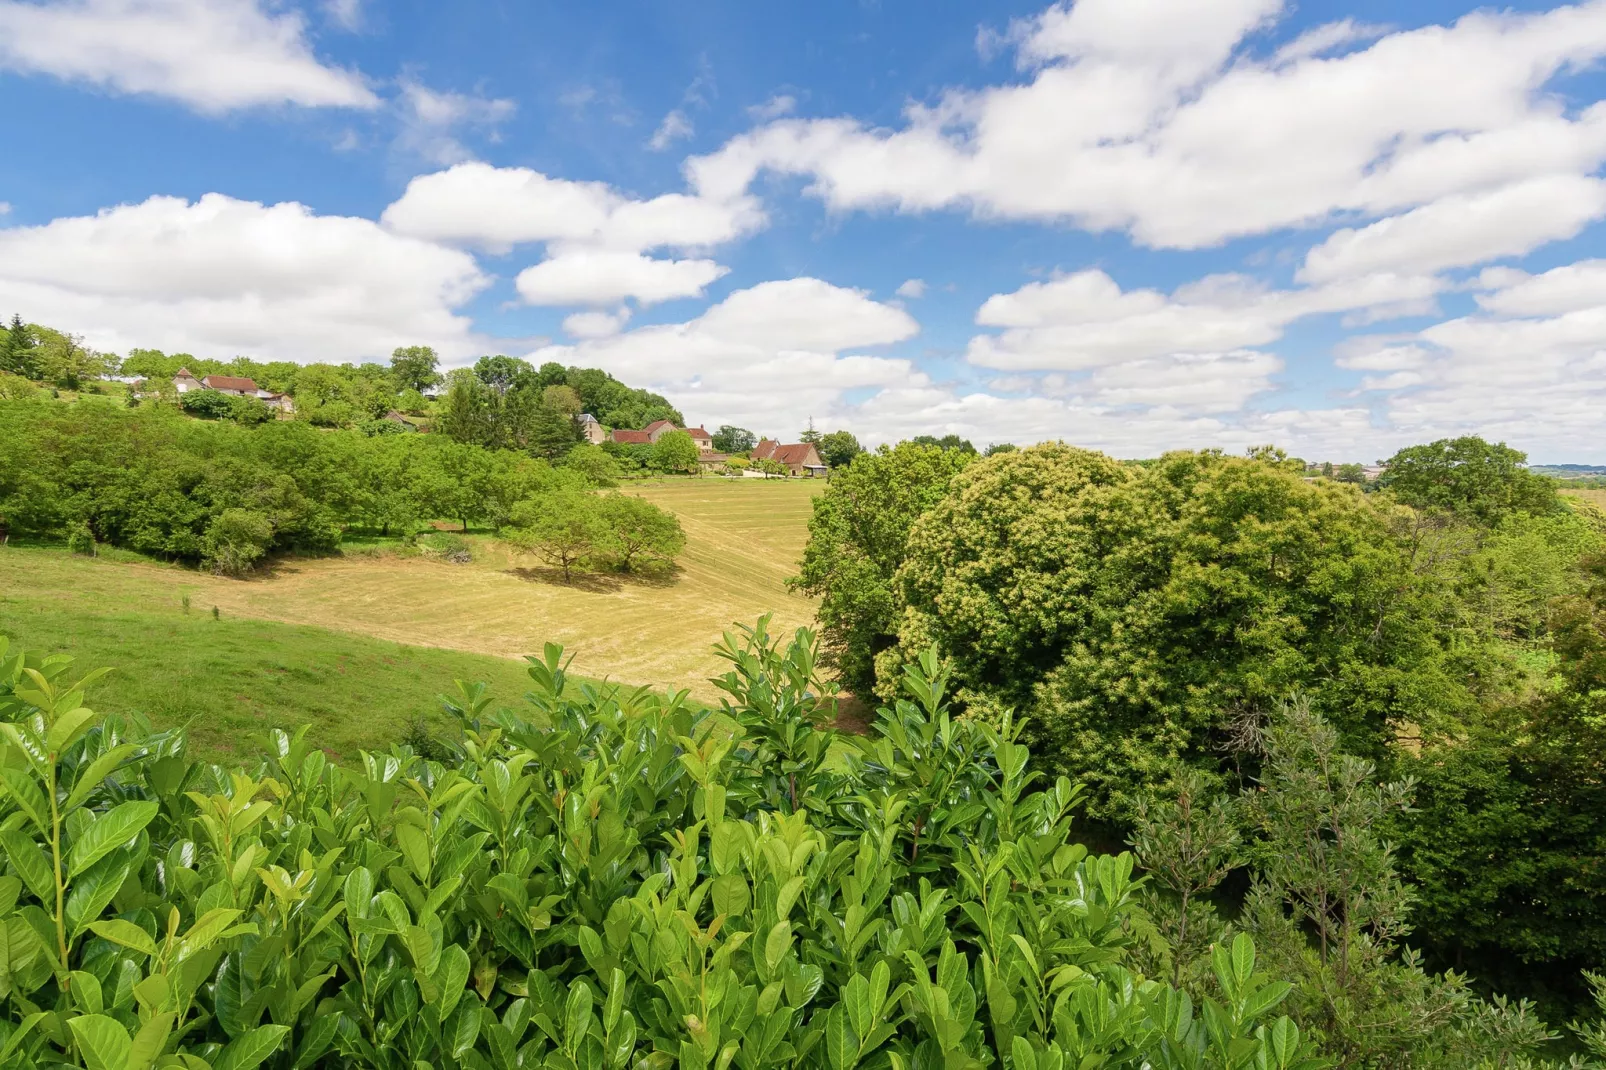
528,278,921,432
0,0,378,112
0,193,487,361
1299,175,1606,283
688,0,1606,249
382,162,764,254
516,250,728,307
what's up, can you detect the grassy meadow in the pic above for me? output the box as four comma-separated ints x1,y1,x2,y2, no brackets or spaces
0,477,824,753
1563,486,1606,510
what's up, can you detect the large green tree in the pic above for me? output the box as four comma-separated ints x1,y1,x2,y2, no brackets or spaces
389,344,440,392
892,445,1463,816
596,493,685,571
789,442,975,695
1394,550,1606,1013
0,313,37,378
651,429,700,472
508,489,606,582
817,430,862,468
1382,436,1556,523
712,424,756,453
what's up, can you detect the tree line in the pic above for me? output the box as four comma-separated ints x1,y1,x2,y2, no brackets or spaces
0,401,681,579
794,434,1606,1035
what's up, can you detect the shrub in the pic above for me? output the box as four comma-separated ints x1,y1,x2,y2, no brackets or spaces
229,395,275,425
417,532,473,563
203,507,274,575
66,519,96,555
359,417,408,437
0,371,36,400
178,388,236,420
0,627,1332,1070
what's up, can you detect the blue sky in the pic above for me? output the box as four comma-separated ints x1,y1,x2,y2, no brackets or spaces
2,0,1605,460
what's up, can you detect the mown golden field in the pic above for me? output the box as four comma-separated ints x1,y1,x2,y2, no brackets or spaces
0,477,824,755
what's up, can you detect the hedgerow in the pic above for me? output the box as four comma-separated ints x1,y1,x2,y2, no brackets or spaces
0,622,1326,1070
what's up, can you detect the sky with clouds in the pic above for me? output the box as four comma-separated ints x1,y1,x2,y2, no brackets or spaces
1,0,1604,461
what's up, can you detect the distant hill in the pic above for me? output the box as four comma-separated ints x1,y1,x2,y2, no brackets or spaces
1533,464,1606,479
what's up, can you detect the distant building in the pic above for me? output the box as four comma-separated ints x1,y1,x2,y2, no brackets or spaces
577,413,605,444
752,439,828,477
199,374,258,397
169,368,293,413
613,421,713,448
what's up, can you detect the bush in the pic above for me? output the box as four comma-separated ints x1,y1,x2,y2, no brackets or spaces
230,395,275,425
177,388,236,420
359,417,408,437
417,531,473,563
0,370,36,400
66,519,96,555
203,506,274,575
0,626,1337,1070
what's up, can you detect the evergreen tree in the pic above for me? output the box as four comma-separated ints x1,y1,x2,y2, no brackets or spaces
0,314,37,378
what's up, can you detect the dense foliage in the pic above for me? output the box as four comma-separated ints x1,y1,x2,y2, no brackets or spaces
790,443,976,696
796,437,1606,1018
1381,436,1558,524
0,402,675,574
1392,550,1606,1010
0,626,1359,1070
505,491,685,582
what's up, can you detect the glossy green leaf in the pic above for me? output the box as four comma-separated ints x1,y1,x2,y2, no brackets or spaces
68,799,159,878
67,1013,132,1070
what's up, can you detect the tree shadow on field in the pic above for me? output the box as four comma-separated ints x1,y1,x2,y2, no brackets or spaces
505,567,622,593
503,563,684,593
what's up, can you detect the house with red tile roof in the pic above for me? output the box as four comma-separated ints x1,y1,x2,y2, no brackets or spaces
752,439,828,477
201,374,259,396
612,421,713,449
165,369,292,413
610,429,652,444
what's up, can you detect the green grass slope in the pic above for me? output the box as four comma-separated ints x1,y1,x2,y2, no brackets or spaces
0,546,546,759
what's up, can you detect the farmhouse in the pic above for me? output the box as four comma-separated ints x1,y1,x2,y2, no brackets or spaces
752,439,828,477
611,421,713,450
167,368,294,413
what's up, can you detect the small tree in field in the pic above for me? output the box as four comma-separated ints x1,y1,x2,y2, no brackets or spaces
652,429,699,473
597,493,684,571
509,491,605,582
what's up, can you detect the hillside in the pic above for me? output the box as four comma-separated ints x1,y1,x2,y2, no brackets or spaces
0,478,823,749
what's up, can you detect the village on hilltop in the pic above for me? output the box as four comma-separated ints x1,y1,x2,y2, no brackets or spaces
591,416,828,476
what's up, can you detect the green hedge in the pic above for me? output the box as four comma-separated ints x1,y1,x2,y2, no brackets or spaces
0,622,1328,1069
